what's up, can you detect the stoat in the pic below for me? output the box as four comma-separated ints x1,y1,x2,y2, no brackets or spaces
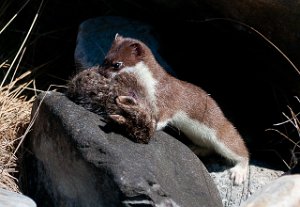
98,34,250,185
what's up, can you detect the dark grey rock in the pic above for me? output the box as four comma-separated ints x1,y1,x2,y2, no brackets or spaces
74,16,174,75
19,92,222,207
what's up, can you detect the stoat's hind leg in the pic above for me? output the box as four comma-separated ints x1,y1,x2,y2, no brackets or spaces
229,157,249,185
217,147,249,185
191,141,248,185
109,96,156,144
212,126,249,185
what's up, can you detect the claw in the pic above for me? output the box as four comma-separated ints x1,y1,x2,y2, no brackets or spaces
229,161,248,186
116,96,137,106
109,114,126,124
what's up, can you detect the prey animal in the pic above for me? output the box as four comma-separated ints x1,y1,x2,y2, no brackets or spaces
66,66,156,144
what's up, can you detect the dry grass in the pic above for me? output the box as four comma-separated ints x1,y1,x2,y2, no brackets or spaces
0,63,35,192
0,0,43,192
267,97,300,169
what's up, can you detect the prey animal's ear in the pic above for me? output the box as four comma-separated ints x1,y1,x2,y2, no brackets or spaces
115,33,123,41
130,42,144,57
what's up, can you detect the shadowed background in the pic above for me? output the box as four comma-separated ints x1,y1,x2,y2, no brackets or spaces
1,0,300,171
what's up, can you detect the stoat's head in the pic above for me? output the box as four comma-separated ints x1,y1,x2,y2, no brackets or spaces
101,34,153,78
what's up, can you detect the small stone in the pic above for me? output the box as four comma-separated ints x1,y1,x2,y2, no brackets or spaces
241,174,300,207
0,188,36,207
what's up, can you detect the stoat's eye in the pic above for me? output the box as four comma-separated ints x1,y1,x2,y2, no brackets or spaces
112,62,123,69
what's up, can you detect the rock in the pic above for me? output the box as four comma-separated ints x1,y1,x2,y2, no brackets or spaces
19,91,222,207
74,16,174,75
240,174,300,207
0,188,36,207
205,158,284,207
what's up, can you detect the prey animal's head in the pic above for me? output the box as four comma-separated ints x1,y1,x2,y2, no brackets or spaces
101,34,154,78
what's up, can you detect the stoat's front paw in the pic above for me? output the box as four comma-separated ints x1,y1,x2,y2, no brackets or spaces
229,162,249,186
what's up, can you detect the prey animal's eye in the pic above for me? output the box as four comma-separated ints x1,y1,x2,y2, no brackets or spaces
112,62,123,69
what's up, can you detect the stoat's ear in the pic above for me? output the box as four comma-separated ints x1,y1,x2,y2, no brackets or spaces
115,33,123,41
130,42,144,57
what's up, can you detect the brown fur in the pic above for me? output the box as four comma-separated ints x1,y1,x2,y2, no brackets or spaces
101,34,250,185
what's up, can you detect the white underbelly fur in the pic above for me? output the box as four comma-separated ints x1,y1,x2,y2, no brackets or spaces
163,111,243,162
118,61,242,162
